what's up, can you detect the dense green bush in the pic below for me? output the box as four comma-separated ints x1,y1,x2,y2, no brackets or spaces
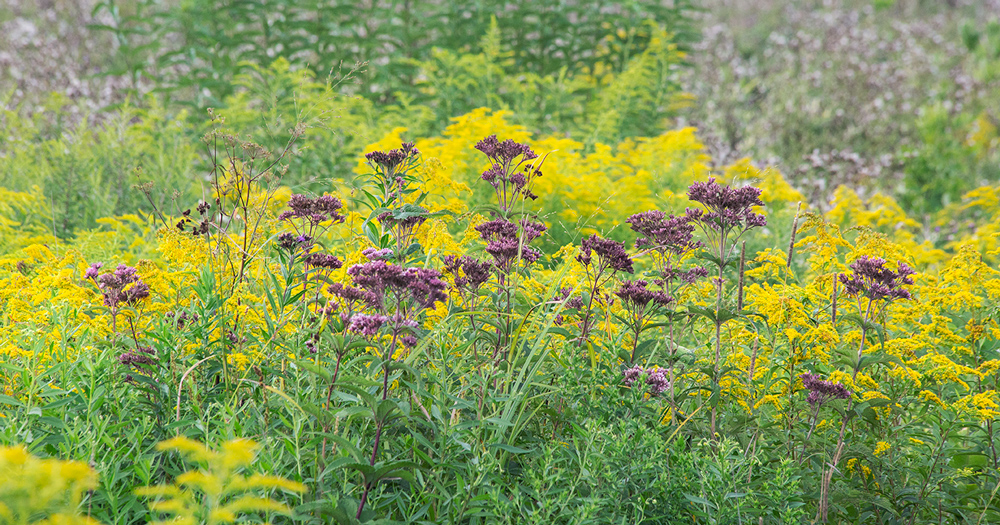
0,93,198,237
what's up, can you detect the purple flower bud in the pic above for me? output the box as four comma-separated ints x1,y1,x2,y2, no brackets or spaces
347,261,447,310
365,149,408,173
621,365,670,396
118,346,156,367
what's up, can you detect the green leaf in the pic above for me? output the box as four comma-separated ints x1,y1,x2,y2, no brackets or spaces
292,358,332,381
0,394,24,407
488,443,530,454
342,462,376,483
684,494,717,509
950,453,989,469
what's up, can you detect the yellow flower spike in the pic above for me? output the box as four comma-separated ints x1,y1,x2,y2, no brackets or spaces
886,365,922,388
176,471,223,495
219,439,258,471
0,446,100,523
208,508,237,523
861,465,873,480
134,485,184,498
919,390,947,407
226,353,250,372
0,445,31,465
873,441,891,457
221,494,292,515
145,498,188,514
138,437,305,525
753,394,782,411
157,436,217,464
952,392,1000,421
32,513,105,525
979,359,1000,379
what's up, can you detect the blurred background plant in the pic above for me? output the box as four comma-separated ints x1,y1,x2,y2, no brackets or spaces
684,0,1000,216
0,446,99,525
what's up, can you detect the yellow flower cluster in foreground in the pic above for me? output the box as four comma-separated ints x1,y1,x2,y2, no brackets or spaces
0,438,302,525
0,445,99,525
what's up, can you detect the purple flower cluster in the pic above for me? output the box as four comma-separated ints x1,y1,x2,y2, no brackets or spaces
305,252,344,270
86,263,151,308
328,282,377,305
365,141,419,176
474,135,542,210
443,255,492,291
615,280,673,309
662,267,711,285
623,364,645,387
555,287,585,310
348,313,388,337
474,219,546,271
406,268,449,309
327,283,379,319
363,248,394,260
347,312,422,348
348,260,409,293
475,135,538,166
626,210,700,255
800,373,852,407
622,364,670,396
519,219,547,242
388,313,421,348
577,235,634,274
279,194,346,226
84,262,103,280
399,333,419,348
347,260,448,310
377,209,428,230
475,219,519,241
165,311,199,329
686,178,766,231
838,256,915,301
118,346,155,367
277,233,312,251
646,368,669,395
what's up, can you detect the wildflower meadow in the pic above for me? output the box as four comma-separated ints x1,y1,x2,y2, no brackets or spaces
3,0,1000,524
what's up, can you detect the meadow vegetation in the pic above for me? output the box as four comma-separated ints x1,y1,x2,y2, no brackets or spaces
3,1,1000,524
